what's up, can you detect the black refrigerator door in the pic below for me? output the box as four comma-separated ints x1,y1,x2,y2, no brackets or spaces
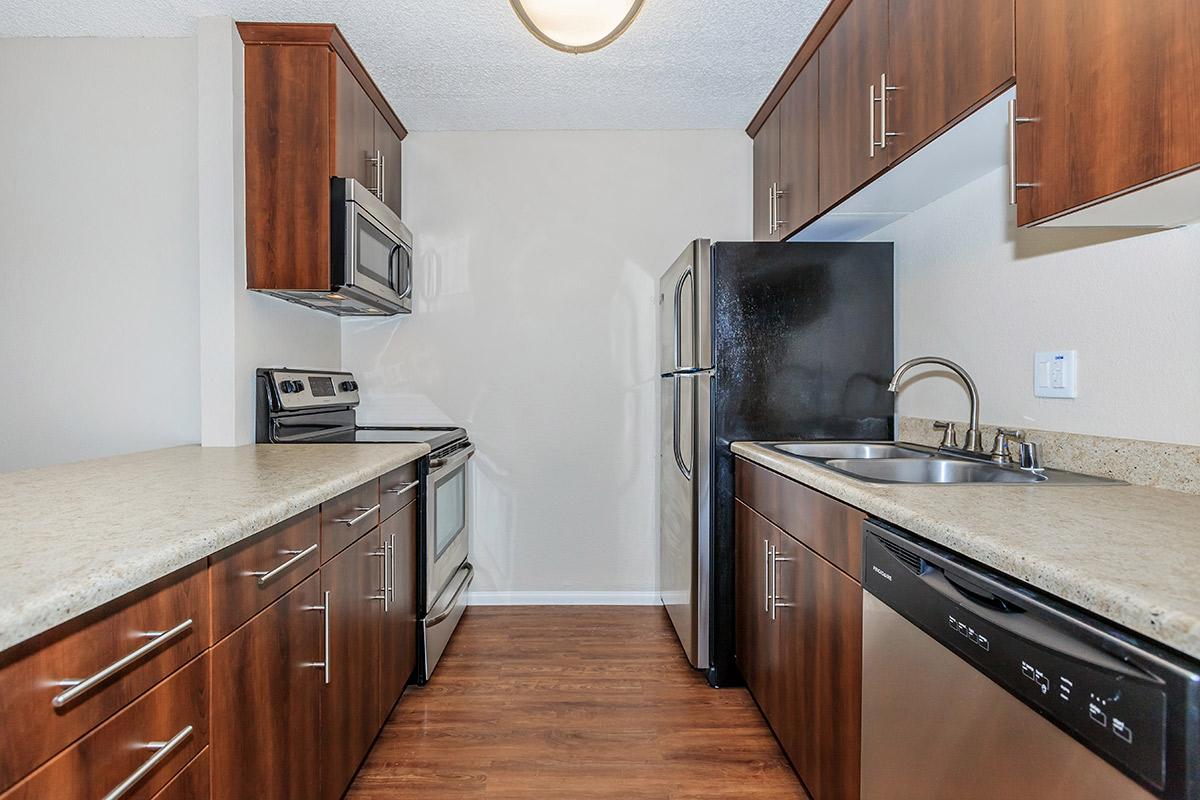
707,241,895,687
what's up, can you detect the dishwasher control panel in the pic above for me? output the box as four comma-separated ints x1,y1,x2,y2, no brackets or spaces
863,522,1200,800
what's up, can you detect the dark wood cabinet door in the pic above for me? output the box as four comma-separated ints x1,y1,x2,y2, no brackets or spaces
379,502,417,722
374,111,404,218
752,108,781,241
888,0,1014,160
334,56,376,189
320,530,384,800
733,501,771,703
776,58,820,238
772,530,863,800
818,0,891,211
210,575,322,800
1015,0,1200,225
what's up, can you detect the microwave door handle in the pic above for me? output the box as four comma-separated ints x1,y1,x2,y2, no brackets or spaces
398,246,413,302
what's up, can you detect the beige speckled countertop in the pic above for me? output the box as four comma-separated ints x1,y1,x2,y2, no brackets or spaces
733,442,1200,662
0,443,429,653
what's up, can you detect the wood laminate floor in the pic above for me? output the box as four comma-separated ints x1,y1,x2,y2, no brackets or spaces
345,606,808,799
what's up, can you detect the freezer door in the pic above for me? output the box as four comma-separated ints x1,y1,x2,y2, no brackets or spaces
658,240,712,373
659,372,711,669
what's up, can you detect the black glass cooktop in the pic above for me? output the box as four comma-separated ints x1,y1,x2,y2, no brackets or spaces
352,426,466,452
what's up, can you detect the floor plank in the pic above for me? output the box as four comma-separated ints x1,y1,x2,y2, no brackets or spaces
346,606,808,799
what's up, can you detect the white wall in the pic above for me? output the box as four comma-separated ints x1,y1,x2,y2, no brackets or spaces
870,166,1200,446
342,130,751,600
0,37,200,471
0,22,341,470
196,16,340,447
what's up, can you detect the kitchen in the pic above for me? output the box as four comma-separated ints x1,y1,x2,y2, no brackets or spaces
0,1,1198,798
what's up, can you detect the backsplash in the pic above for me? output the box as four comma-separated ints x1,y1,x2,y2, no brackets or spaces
899,417,1200,495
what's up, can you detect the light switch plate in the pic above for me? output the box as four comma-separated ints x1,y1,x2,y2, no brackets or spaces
1034,351,1077,398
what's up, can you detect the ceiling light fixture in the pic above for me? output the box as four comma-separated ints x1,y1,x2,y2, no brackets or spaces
509,0,646,54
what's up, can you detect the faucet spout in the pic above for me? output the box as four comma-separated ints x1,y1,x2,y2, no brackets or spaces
888,356,983,452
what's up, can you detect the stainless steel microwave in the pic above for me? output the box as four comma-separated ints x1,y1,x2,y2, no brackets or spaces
258,177,413,316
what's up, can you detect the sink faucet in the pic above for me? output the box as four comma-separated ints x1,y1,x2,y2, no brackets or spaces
887,356,984,453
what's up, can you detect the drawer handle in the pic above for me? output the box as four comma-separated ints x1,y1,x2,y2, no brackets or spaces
334,504,379,527
385,480,419,496
248,543,318,586
51,619,193,709
100,724,193,800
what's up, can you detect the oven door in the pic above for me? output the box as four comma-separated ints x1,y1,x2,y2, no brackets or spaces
425,443,474,607
334,178,413,314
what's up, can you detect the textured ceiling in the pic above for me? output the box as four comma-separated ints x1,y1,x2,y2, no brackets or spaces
0,0,830,130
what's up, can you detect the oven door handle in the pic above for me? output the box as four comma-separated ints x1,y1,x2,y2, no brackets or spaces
426,562,474,626
429,444,476,477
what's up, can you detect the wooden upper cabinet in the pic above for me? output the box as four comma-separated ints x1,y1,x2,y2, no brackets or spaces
238,22,407,292
1014,0,1200,226
375,112,404,218
334,57,376,190
818,0,891,212
775,58,820,239
887,0,1014,161
752,108,781,241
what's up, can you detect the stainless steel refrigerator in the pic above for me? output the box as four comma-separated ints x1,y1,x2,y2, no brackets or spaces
658,240,894,686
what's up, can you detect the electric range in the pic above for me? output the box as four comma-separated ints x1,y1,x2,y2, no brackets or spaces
255,368,474,682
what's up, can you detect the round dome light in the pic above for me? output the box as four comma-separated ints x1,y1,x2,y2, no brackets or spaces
510,0,646,54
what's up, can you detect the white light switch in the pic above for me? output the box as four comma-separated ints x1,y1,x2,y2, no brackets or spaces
1034,351,1077,398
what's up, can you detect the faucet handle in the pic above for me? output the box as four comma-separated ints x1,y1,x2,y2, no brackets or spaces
932,420,958,449
1019,440,1044,471
991,428,1025,463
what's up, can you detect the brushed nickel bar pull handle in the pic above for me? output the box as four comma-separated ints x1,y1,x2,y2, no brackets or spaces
768,544,777,621
389,532,397,604
763,539,771,613
879,73,899,149
100,724,194,800
379,152,386,204
774,184,787,233
51,619,193,708
335,504,379,527
1009,99,1039,203
869,83,878,157
249,543,318,586
319,590,331,685
369,546,389,606
385,480,419,496
772,555,795,615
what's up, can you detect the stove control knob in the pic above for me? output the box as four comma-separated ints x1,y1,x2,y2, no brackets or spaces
339,380,356,392
280,380,303,394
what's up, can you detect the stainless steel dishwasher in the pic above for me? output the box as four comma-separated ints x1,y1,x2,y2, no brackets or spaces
861,521,1200,800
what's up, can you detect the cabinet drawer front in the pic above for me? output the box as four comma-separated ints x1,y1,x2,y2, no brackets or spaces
0,563,210,791
735,457,865,580
210,507,320,639
379,461,419,522
320,481,380,561
150,748,209,800
2,653,209,800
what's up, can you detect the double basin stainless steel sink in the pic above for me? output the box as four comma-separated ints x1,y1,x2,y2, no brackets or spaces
766,441,1122,486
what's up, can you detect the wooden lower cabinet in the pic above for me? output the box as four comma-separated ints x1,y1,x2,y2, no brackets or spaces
209,574,322,800
150,749,209,800
772,520,862,800
379,501,418,722
320,528,385,800
735,462,864,800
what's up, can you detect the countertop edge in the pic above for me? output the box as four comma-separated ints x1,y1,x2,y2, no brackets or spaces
731,441,1200,663
0,444,430,653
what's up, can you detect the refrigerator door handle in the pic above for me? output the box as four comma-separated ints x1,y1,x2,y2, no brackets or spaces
672,268,692,372
672,375,692,479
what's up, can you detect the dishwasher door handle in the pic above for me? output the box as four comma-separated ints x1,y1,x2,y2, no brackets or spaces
922,566,1150,680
